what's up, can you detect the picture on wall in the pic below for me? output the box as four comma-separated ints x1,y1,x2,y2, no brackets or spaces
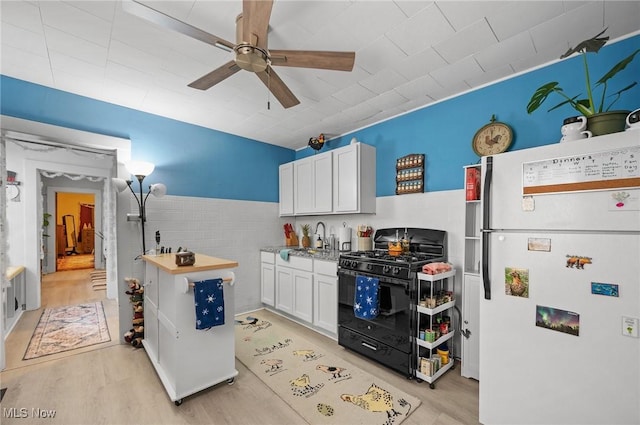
505,267,529,298
536,305,580,336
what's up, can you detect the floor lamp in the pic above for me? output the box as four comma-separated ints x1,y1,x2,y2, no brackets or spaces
113,161,166,254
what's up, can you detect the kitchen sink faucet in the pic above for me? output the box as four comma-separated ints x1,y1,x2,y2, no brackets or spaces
315,221,326,249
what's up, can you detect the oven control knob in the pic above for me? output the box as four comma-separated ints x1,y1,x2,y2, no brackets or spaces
392,267,400,275
366,264,373,270
350,260,359,268
383,265,390,273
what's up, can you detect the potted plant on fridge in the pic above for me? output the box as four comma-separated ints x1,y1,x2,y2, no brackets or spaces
526,28,639,136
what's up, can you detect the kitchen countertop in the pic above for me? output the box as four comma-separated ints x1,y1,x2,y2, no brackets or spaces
142,253,238,274
261,246,342,262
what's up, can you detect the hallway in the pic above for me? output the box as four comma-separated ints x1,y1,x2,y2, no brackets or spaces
2,269,119,371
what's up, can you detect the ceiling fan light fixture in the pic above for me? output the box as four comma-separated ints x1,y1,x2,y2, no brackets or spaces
234,44,269,72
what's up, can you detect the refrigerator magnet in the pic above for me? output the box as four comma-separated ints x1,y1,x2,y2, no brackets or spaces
528,238,551,252
609,190,639,211
591,282,619,297
536,305,580,336
505,267,529,298
565,255,592,269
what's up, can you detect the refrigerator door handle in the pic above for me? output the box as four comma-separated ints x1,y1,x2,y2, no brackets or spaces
482,156,493,300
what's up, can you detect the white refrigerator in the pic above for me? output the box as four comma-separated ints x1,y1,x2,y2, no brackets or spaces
479,130,640,425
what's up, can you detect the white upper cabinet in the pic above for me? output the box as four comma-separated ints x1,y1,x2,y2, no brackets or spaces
281,143,376,216
333,143,376,214
279,163,294,216
294,152,333,215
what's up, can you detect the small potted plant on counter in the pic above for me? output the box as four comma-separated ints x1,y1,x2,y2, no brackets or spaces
526,28,639,136
301,224,311,248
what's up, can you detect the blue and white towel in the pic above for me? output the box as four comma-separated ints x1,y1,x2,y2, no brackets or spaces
353,275,379,320
193,278,225,330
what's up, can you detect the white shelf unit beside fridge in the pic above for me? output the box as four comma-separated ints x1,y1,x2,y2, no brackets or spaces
462,164,481,380
415,269,456,389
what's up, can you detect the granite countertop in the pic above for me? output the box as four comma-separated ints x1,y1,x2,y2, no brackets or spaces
261,246,341,262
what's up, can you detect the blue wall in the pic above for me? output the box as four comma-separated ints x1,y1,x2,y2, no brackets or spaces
300,34,640,196
0,77,294,202
2,35,638,200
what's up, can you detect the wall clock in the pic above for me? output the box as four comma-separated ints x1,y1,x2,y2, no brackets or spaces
472,115,513,156
6,184,20,202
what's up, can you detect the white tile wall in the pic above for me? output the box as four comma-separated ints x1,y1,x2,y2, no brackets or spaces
126,189,466,316
135,195,284,314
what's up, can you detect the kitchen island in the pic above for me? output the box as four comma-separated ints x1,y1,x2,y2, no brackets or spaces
141,253,238,405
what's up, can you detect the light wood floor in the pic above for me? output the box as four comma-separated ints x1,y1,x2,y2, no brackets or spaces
1,277,480,425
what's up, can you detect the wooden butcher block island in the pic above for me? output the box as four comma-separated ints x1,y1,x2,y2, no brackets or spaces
141,253,239,405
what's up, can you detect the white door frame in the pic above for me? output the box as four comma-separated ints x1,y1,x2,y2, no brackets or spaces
1,116,131,371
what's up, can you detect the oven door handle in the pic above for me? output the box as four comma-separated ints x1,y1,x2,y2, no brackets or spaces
338,269,409,288
361,341,378,351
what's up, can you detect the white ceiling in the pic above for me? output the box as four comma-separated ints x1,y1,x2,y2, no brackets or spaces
2,1,639,150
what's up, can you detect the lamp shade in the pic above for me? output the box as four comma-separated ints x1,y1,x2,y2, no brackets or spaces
149,183,167,198
112,178,129,193
126,160,155,177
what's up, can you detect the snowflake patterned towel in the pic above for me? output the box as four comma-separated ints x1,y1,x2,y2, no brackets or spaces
193,278,225,330
353,275,379,320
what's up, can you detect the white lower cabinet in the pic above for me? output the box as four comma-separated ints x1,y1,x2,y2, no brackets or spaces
274,254,338,336
313,260,338,334
461,273,480,380
260,252,275,307
276,255,313,321
292,270,313,323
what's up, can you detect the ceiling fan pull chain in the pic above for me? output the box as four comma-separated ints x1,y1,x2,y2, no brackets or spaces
267,60,272,110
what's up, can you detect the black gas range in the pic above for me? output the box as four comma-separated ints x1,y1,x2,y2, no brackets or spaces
337,228,447,377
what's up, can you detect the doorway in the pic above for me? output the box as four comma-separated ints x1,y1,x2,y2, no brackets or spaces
55,192,95,272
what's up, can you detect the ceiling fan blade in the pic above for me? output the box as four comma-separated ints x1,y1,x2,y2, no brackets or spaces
256,67,300,109
242,0,273,49
269,50,355,71
122,0,235,51
188,61,241,90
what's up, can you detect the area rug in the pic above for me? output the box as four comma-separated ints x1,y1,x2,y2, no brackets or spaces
23,302,111,360
235,312,420,425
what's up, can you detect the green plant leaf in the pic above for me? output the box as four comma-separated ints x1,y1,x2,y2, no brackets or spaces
595,49,640,86
604,81,638,111
526,82,560,113
560,28,609,58
547,97,592,116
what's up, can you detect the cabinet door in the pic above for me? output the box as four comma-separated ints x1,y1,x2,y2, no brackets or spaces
333,144,359,212
333,143,376,214
294,153,332,214
261,262,275,306
279,163,294,216
276,267,294,314
313,153,333,213
314,273,337,334
292,270,313,323
294,158,314,214
461,273,480,380
144,262,159,309
143,264,159,361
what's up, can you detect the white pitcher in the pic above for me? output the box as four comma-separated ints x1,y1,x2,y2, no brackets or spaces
560,116,592,142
